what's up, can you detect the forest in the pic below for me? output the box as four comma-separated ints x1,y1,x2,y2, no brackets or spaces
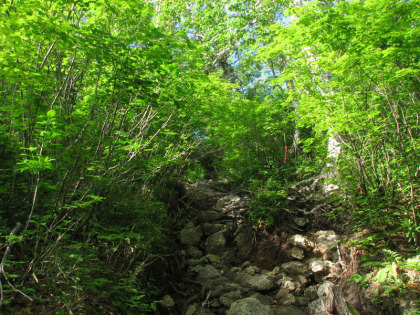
0,0,419,313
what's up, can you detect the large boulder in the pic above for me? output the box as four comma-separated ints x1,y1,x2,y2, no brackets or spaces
248,274,275,291
220,290,243,307
203,223,224,235
196,264,221,282
180,222,203,245
205,230,226,255
215,195,242,212
234,226,254,260
281,261,310,276
308,281,350,315
232,272,275,292
288,234,314,251
226,297,274,315
272,305,305,315
198,210,224,222
314,230,339,261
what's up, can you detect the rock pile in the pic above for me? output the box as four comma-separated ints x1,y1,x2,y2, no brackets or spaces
158,180,353,315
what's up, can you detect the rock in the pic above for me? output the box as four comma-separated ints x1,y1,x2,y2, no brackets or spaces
205,230,226,254
232,272,254,287
241,261,252,268
160,295,175,308
213,283,249,298
314,230,339,261
249,274,275,291
186,305,215,315
203,223,224,235
309,259,325,273
291,247,304,260
180,223,203,245
234,227,255,260
215,195,242,212
295,296,311,306
196,264,221,282
304,285,319,301
185,304,197,315
309,281,350,315
289,234,314,251
281,261,310,276
293,217,309,227
309,259,339,283
272,305,305,315
282,277,296,292
232,272,274,291
206,253,221,263
275,288,296,305
251,292,274,305
186,180,221,205
270,266,281,276
226,297,274,315
187,246,203,258
244,265,261,275
220,290,242,307
317,281,334,297
198,210,224,222
307,298,328,315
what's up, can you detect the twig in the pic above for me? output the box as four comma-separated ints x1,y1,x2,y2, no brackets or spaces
0,222,33,308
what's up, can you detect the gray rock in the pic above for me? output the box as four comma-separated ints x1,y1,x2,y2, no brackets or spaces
307,297,329,315
293,217,309,227
180,223,203,245
244,265,261,275
309,282,350,315
185,304,197,315
226,297,274,315
272,305,305,315
160,295,175,308
275,288,296,305
242,261,252,268
249,274,275,291
196,264,221,282
215,195,241,212
205,230,226,254
304,285,319,301
250,292,274,305
186,304,215,315
309,259,326,273
186,180,221,203
314,230,339,261
269,266,281,277
206,253,221,263
282,276,296,292
203,223,224,235
198,210,224,222
187,246,203,258
232,272,254,287
220,290,242,307
291,247,304,260
295,296,311,306
232,272,274,291
234,227,254,260
281,261,310,275
213,283,248,298
317,281,334,297
288,234,314,250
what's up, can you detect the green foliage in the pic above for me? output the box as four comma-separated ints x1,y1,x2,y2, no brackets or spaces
186,162,209,182
249,178,287,226
0,0,419,312
347,237,420,309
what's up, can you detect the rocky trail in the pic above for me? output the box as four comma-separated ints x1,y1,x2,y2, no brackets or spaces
156,180,381,315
